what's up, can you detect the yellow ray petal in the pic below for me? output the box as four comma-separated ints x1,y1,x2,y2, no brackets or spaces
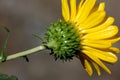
70,0,76,21
77,0,84,10
84,59,93,76
75,0,96,23
109,47,120,53
77,54,93,76
82,50,111,74
82,36,120,45
92,61,101,76
83,46,118,63
82,17,114,33
90,2,105,13
104,36,120,43
82,25,119,40
97,2,105,11
81,39,112,49
61,0,70,21
78,11,106,29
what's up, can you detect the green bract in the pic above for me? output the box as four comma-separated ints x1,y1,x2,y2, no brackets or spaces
45,20,80,61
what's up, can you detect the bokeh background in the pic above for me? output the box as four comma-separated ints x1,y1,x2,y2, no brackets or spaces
0,0,120,80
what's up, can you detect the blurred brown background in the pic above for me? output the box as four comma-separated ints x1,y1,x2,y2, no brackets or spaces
0,0,120,80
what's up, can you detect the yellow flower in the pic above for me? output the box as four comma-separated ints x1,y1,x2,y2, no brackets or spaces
61,0,120,76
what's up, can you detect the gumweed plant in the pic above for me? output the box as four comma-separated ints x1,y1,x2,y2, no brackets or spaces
0,0,120,78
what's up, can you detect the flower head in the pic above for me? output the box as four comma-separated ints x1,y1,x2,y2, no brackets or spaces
45,0,120,76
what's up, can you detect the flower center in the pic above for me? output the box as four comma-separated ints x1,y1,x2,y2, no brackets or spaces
45,20,81,61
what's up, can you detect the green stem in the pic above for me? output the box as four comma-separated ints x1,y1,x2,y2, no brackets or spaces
0,45,46,61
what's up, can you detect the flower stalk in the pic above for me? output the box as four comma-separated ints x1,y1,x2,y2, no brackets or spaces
0,45,46,62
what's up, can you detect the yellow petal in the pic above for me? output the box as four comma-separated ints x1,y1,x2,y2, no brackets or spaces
82,36,120,46
104,36,120,43
97,2,105,11
84,59,93,76
82,25,119,40
75,0,96,23
70,0,76,21
90,2,105,13
83,17,114,33
77,0,84,10
82,50,111,74
109,47,120,53
83,46,118,63
61,0,70,21
79,11,106,29
92,61,101,76
81,39,112,49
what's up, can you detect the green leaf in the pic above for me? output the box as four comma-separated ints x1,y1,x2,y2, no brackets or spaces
0,27,10,62
0,73,18,80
